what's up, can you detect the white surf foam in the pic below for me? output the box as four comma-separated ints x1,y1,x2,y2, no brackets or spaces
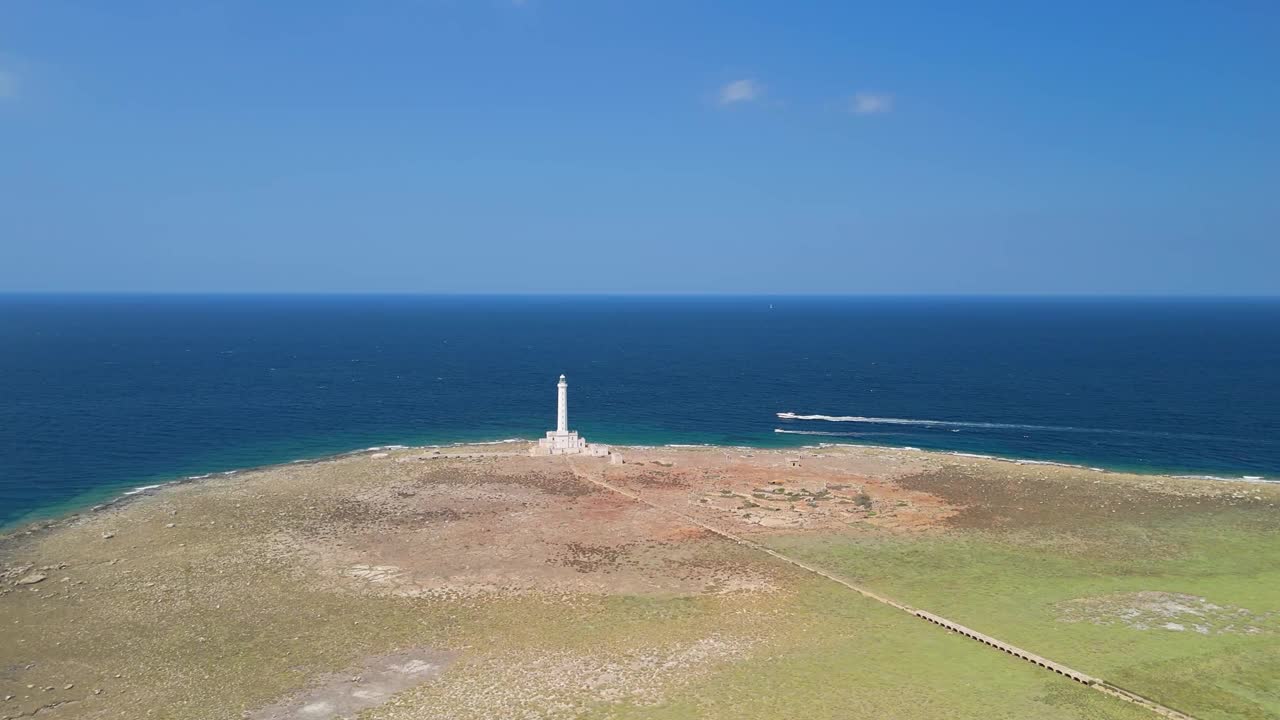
946,451,1091,471
1174,474,1276,484
1013,458,1068,466
123,483,169,496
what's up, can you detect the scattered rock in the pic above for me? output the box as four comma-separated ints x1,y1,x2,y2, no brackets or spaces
16,573,47,586
247,648,454,720
757,515,801,529
102,531,115,539
1,564,35,581
1056,591,1275,635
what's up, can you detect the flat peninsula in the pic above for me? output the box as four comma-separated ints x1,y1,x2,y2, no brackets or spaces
3,443,1279,720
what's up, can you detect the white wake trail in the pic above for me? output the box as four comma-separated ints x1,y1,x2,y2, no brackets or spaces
775,412,1255,443
776,412,1078,433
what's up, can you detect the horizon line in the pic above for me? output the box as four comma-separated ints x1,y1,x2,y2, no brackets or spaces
2,291,1279,300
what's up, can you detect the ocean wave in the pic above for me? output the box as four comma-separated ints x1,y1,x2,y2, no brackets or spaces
420,438,528,449
1173,474,1277,484
123,483,171,496
944,450,1098,471
776,412,1251,443
1010,458,1064,466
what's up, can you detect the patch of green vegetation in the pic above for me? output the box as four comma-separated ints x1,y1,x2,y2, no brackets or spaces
371,542,1154,720
596,579,1151,720
766,509,1280,720
1,548,459,720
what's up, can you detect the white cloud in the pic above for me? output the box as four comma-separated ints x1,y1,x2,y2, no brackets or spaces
0,69,17,100
718,79,761,106
851,92,892,115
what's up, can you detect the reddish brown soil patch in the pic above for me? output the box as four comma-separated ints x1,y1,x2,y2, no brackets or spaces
277,455,781,598
554,542,637,573
599,448,956,535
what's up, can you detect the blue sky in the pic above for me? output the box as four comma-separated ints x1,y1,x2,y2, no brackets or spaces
2,1,1277,294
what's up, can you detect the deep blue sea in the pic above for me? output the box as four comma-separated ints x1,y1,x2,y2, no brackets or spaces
2,295,1279,528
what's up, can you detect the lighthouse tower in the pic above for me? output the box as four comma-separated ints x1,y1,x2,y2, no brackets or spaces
556,374,569,435
532,374,610,457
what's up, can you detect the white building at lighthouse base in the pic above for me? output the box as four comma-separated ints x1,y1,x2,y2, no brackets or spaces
534,429,609,456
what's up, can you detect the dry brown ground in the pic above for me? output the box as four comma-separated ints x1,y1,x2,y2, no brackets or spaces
281,452,782,600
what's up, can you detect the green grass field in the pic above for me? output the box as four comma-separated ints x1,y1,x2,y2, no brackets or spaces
368,575,1154,720
590,579,1154,720
767,507,1280,720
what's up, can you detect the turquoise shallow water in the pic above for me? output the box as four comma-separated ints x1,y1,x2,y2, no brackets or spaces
2,295,1278,528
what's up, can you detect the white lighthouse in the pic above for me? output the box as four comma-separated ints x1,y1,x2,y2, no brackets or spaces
556,374,569,435
532,374,611,457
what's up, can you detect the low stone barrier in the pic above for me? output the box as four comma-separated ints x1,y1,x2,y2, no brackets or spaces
912,610,1096,685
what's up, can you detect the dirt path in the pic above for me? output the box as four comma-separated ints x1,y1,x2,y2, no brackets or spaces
567,459,1196,720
